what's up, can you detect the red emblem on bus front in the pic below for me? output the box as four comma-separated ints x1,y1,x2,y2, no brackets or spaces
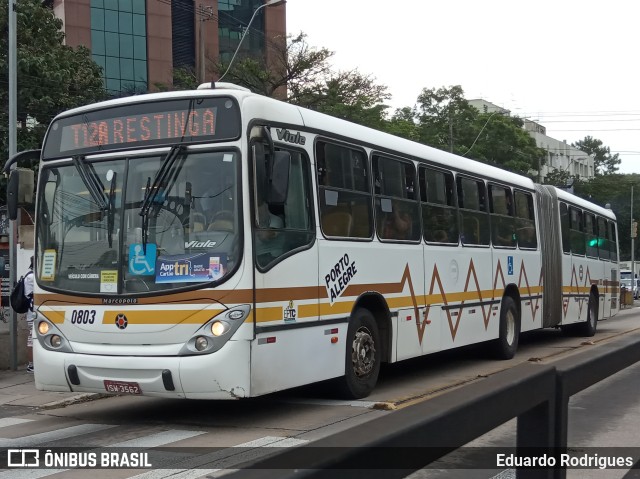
115,314,128,330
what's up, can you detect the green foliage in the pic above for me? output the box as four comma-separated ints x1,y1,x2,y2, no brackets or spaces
572,136,620,175
0,0,107,201
544,168,575,188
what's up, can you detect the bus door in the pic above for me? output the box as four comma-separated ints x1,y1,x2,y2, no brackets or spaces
250,132,319,394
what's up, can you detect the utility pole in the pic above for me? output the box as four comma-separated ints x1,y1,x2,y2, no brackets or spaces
8,0,19,370
198,4,213,84
632,185,636,282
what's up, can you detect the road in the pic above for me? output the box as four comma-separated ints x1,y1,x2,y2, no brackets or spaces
0,308,639,478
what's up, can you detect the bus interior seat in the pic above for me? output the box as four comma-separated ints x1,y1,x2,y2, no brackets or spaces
350,203,371,237
322,211,352,237
208,211,234,232
189,212,206,233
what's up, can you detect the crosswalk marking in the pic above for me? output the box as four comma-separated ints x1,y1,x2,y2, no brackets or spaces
0,418,33,429
0,423,116,447
128,436,309,479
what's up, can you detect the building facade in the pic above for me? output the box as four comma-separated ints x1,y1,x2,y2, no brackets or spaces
52,0,286,95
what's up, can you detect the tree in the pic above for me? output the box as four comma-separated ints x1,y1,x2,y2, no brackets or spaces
572,136,620,175
410,86,545,176
414,85,477,153
464,113,546,176
206,33,391,129
0,0,106,185
543,168,575,188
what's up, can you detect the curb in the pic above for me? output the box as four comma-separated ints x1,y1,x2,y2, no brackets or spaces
40,393,107,410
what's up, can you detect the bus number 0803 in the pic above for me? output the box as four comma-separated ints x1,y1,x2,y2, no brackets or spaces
70,310,96,324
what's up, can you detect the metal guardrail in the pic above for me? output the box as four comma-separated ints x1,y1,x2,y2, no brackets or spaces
225,332,640,479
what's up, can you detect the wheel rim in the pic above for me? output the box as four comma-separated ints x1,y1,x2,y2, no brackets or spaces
505,309,516,345
351,326,376,378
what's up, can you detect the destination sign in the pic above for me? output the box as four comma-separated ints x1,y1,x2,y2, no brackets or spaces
43,97,240,159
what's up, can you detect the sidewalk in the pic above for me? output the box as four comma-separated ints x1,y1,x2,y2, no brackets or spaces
0,367,101,409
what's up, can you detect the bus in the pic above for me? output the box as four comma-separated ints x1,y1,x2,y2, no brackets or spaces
5,83,620,399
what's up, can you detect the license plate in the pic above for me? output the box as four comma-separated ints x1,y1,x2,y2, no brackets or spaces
103,380,141,395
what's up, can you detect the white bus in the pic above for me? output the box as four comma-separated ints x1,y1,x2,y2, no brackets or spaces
6,83,620,399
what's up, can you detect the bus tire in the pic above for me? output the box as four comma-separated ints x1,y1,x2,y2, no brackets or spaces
577,292,598,337
494,296,520,359
337,308,381,399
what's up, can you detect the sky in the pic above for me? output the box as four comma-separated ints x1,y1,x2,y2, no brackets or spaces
285,0,640,173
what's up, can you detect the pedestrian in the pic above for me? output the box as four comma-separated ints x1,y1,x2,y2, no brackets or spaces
24,257,35,373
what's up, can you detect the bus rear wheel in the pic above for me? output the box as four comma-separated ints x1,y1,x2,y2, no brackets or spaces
493,296,520,359
577,292,598,337
337,308,381,399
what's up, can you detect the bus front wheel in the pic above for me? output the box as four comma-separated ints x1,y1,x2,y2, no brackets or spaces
337,308,381,399
494,296,520,359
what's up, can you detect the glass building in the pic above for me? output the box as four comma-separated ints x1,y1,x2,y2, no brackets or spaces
52,0,286,96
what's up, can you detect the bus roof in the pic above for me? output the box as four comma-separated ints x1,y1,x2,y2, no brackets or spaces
550,186,616,220
54,84,541,192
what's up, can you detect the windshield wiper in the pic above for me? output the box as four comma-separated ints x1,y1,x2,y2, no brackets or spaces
73,156,108,211
139,145,186,252
107,172,117,248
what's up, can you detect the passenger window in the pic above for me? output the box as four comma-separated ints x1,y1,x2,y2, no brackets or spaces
514,190,537,249
570,207,585,256
253,146,314,269
317,141,372,239
560,202,570,254
457,176,489,246
420,167,458,244
373,155,420,241
597,217,609,260
489,184,515,248
585,213,598,258
609,221,618,261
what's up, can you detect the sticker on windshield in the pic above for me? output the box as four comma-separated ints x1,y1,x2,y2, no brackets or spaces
100,270,118,293
208,255,227,281
40,249,57,281
156,253,226,283
129,243,156,275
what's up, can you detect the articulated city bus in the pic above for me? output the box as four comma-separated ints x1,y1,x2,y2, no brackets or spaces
5,83,619,399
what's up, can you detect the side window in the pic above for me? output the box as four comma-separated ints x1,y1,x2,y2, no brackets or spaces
420,167,458,244
560,202,570,254
597,217,609,260
489,184,515,248
584,212,598,258
253,146,314,269
609,221,618,261
569,207,585,256
457,176,489,246
317,141,372,239
373,155,420,241
514,190,537,249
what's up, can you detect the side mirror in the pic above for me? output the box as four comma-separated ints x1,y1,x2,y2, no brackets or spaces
7,168,35,220
267,151,291,206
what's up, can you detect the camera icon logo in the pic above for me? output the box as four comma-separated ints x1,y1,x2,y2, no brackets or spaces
7,449,39,467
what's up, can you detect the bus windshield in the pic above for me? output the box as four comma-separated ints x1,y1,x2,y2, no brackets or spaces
36,149,240,295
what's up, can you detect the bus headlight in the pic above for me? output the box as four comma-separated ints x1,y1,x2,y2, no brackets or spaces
38,321,50,335
179,305,251,355
50,335,62,348
195,336,209,351
211,321,229,336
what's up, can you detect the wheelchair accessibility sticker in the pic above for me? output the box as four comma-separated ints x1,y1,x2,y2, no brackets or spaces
129,244,156,275
507,256,514,275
